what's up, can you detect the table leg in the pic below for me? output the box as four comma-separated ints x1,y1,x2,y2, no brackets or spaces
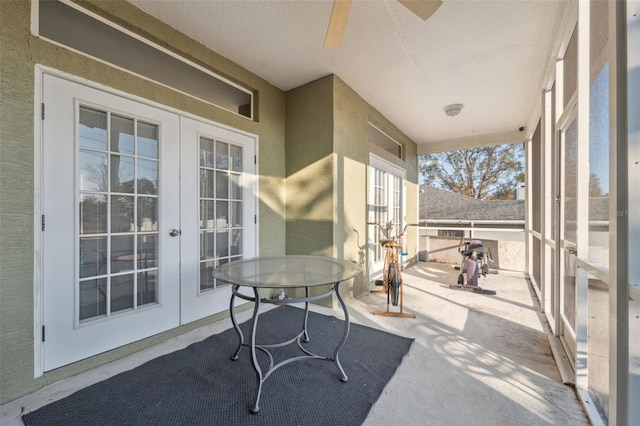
334,281,350,382
233,282,350,413
229,285,243,361
302,286,310,342
249,287,263,414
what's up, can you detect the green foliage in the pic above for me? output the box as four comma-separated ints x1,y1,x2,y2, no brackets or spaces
419,143,524,200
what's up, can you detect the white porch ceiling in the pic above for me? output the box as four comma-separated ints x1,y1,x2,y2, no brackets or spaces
129,0,566,152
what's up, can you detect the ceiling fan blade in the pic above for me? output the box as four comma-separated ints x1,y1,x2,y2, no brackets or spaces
324,0,352,48
397,0,442,21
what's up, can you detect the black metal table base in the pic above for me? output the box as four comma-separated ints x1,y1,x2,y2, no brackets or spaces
229,283,350,413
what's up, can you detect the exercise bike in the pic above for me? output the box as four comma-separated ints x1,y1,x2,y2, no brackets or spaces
368,221,416,318
449,237,497,295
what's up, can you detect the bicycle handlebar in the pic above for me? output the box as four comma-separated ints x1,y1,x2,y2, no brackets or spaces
367,221,419,239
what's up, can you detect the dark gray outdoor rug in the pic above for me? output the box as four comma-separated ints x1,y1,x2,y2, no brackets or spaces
23,306,414,426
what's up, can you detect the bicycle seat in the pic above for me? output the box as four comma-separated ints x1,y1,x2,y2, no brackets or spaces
467,243,484,251
379,238,395,246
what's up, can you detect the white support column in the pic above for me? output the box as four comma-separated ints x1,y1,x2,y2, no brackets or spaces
541,89,553,319
626,3,640,425
525,138,532,277
608,1,629,425
553,57,564,337
575,0,590,393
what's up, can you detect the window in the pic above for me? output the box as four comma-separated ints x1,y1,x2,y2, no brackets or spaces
369,123,403,159
37,0,253,118
437,229,465,238
587,64,609,270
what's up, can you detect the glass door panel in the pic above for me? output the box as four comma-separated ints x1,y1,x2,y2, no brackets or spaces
78,106,160,323
198,138,244,291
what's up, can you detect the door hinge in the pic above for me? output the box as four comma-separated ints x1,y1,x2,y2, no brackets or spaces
41,103,45,120
254,215,257,224
41,214,45,231
42,325,45,342
254,155,257,165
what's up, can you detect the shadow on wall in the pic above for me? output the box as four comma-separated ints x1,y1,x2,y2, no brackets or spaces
284,218,369,302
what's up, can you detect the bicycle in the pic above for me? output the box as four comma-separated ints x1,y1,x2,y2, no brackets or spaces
368,221,417,318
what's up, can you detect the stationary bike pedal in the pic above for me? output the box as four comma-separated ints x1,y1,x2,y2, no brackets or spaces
374,279,385,286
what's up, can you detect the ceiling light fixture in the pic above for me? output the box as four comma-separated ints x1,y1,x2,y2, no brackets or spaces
444,103,463,117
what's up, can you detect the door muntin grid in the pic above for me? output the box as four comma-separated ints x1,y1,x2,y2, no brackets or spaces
371,168,387,263
369,167,403,263
78,106,159,324
391,174,402,234
199,137,243,292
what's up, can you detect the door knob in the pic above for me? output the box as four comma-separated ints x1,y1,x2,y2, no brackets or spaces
169,229,181,237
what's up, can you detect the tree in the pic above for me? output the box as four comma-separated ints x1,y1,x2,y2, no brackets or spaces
589,173,606,197
419,143,524,200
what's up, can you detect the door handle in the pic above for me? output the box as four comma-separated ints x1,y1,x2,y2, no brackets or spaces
567,247,577,256
169,229,181,237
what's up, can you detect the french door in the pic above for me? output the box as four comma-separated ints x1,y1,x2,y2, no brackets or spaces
179,116,256,323
39,73,256,371
367,155,404,281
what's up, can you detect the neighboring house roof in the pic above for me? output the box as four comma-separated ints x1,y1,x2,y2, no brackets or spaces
419,185,525,222
420,185,611,222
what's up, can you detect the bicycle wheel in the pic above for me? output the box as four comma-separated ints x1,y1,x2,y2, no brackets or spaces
388,261,401,306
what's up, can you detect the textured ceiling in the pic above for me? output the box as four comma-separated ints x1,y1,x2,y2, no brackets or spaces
129,0,566,151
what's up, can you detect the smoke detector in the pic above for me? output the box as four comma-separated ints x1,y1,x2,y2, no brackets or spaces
444,103,463,117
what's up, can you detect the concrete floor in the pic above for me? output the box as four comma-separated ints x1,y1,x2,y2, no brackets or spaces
355,262,590,425
1,262,590,425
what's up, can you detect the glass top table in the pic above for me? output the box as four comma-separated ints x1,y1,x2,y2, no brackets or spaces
214,255,362,288
214,255,362,414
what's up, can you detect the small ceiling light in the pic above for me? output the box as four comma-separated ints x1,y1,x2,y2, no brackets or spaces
444,103,463,117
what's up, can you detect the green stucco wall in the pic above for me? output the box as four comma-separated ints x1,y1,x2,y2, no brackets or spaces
285,76,335,256
285,75,419,301
0,0,286,403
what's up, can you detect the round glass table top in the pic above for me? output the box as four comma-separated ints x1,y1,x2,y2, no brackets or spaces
214,255,362,288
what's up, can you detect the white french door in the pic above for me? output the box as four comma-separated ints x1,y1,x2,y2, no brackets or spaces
179,117,256,323
367,154,405,282
39,73,256,371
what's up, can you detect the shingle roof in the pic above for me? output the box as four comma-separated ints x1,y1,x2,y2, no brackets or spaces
419,185,525,221
420,185,612,223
